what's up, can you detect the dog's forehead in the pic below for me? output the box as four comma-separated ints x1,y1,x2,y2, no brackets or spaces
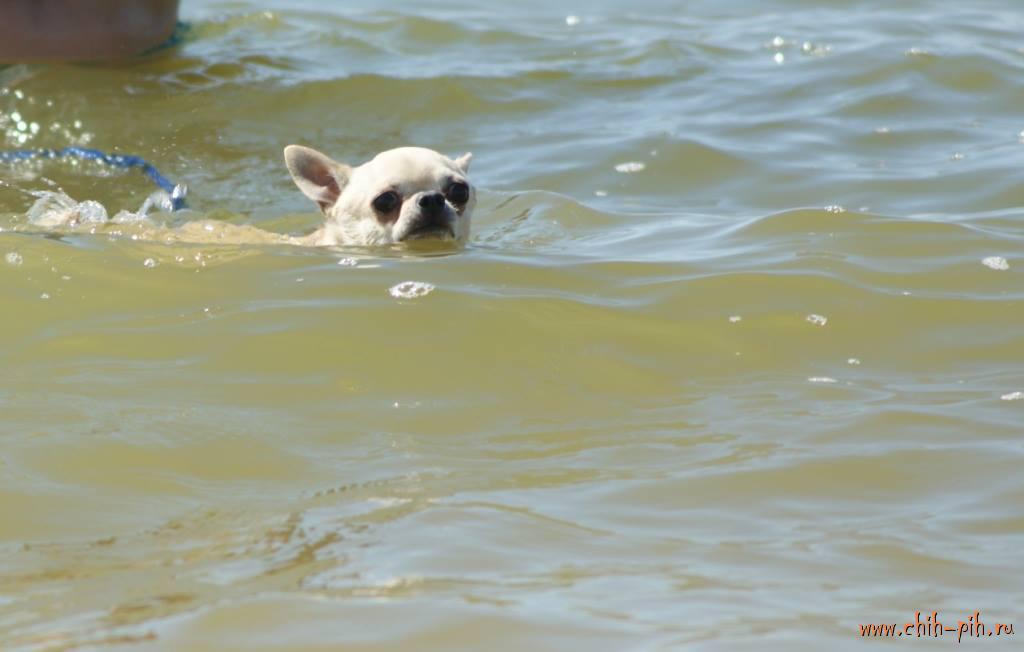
356,147,461,188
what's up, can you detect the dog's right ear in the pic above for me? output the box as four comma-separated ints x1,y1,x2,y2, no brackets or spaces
284,145,352,211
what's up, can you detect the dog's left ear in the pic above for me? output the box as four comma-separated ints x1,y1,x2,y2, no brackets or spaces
454,152,473,174
284,145,352,212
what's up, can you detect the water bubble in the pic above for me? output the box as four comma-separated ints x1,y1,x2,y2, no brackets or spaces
337,258,358,267
389,281,435,299
982,256,1009,271
615,161,646,173
728,315,742,323
1001,392,1024,401
824,205,845,214
565,15,581,27
773,52,785,64
143,258,158,268
5,252,23,266
847,358,862,366
771,36,786,48
40,293,50,300
806,314,828,326
76,200,108,223
808,377,838,384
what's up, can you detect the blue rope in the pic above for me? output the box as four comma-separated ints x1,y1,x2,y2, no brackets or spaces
0,146,187,210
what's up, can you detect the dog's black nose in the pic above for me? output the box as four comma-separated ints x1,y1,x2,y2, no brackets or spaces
418,192,446,214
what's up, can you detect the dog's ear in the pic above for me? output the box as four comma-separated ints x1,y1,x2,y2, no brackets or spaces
284,145,352,211
454,152,473,174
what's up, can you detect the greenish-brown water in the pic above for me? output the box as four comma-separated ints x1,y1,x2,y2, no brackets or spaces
2,1,1023,649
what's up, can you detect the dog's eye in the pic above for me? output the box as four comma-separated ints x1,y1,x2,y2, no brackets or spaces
372,191,401,213
446,182,470,204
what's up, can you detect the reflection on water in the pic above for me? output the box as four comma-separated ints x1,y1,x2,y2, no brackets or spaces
2,0,1024,649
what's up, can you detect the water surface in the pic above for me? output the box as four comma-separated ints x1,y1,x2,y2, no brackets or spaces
2,0,1023,649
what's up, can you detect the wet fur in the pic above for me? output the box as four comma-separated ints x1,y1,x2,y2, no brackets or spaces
284,146,475,247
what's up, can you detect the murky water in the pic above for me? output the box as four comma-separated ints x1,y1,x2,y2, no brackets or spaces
2,1,1023,649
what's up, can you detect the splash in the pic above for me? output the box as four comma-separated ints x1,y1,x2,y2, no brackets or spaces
24,187,177,229
25,190,108,227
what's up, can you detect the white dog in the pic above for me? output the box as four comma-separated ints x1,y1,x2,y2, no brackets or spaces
284,145,475,246
21,145,475,249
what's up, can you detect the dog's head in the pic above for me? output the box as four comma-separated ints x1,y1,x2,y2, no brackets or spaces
284,145,475,246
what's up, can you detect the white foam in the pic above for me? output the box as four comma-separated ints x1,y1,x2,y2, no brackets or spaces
389,281,435,299
982,256,1009,271
614,161,646,173
806,314,828,326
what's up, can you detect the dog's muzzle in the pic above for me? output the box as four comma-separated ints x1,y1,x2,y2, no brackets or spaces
403,192,454,239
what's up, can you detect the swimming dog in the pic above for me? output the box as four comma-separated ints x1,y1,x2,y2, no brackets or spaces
17,145,475,248
284,145,475,246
